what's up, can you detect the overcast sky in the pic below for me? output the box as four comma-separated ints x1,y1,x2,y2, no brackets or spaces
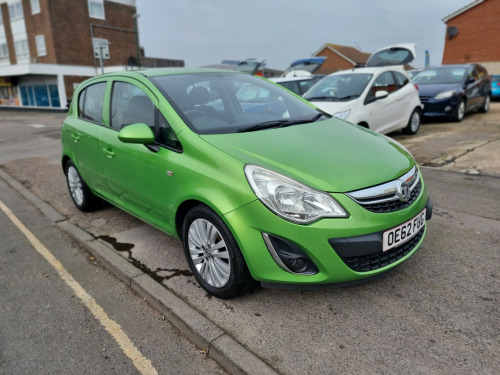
136,0,473,70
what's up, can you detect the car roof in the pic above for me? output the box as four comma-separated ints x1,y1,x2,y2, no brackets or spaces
97,67,241,79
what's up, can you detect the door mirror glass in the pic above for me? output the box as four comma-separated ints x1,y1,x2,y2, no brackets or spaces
118,123,155,144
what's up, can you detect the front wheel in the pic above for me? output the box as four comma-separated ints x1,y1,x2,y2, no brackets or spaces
403,109,421,135
182,205,253,299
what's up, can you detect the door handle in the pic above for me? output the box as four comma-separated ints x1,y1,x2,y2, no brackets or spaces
71,134,80,143
102,147,115,159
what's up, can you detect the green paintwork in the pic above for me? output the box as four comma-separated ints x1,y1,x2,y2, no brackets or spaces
118,123,155,144
202,119,413,192
62,69,430,287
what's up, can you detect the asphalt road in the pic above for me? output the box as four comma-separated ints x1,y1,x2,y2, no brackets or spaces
0,107,499,375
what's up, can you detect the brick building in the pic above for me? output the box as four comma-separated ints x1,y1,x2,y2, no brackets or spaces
312,43,371,75
0,0,183,109
442,0,500,74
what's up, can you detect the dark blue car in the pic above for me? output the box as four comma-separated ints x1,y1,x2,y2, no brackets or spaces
412,64,491,122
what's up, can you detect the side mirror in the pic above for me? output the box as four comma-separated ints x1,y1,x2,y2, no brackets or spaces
118,123,155,144
375,90,389,100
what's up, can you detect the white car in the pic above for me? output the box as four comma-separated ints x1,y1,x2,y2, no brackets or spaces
304,44,422,135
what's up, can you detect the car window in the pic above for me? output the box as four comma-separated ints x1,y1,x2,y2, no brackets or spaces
79,82,106,123
158,112,181,151
151,73,319,134
110,81,155,130
412,68,466,84
303,73,372,101
371,71,398,96
279,81,300,95
394,71,409,88
469,67,479,81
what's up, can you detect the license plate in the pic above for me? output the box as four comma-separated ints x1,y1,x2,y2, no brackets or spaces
383,209,426,252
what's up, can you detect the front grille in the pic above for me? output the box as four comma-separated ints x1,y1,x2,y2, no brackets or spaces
339,227,425,272
419,96,431,102
346,166,421,214
361,180,421,213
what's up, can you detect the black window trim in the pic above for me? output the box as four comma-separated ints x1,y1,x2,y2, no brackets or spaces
77,81,107,126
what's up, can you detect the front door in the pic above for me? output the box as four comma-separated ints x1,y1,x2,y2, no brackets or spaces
100,79,168,226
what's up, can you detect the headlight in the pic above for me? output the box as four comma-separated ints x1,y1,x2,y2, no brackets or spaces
244,164,348,224
434,90,455,100
333,109,351,120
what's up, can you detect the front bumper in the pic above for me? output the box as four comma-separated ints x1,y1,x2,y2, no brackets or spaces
420,97,459,117
223,174,431,287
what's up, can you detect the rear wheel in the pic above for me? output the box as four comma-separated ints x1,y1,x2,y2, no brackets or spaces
478,95,490,113
182,204,253,299
403,109,421,135
452,99,465,122
64,160,101,212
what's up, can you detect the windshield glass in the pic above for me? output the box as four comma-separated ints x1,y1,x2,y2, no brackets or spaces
303,73,372,101
366,47,414,67
412,68,466,84
150,73,321,134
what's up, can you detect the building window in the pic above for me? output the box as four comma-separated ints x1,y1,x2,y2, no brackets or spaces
88,0,105,19
0,43,9,61
92,38,110,59
14,39,30,61
8,1,24,20
35,35,46,56
30,0,40,14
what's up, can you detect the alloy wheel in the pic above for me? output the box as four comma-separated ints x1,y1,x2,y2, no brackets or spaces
67,166,84,206
187,218,231,288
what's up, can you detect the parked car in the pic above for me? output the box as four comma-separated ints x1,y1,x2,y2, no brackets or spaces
270,57,326,95
62,68,432,298
304,44,422,135
491,75,500,100
411,64,491,122
271,75,325,96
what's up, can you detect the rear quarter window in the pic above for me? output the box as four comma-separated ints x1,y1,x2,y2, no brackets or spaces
78,82,107,124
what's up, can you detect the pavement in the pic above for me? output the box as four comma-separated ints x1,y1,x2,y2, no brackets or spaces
1,104,499,374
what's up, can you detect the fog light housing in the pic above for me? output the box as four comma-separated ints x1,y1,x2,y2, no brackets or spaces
262,233,319,275
445,105,452,112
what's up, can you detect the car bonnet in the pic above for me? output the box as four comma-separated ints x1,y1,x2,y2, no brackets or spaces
416,83,460,97
200,118,414,193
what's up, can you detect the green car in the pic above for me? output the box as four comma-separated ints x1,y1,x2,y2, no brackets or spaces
61,68,432,298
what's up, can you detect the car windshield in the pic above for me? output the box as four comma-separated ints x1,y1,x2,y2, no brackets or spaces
150,72,322,134
412,68,467,84
303,73,372,101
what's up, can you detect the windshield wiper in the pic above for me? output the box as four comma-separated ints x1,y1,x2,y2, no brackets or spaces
338,95,359,101
237,113,326,133
305,96,339,101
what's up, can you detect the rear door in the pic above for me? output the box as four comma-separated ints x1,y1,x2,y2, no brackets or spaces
63,80,110,199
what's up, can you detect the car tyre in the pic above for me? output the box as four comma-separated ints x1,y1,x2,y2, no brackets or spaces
182,204,253,299
478,94,490,113
452,99,465,122
403,108,421,135
65,160,101,212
